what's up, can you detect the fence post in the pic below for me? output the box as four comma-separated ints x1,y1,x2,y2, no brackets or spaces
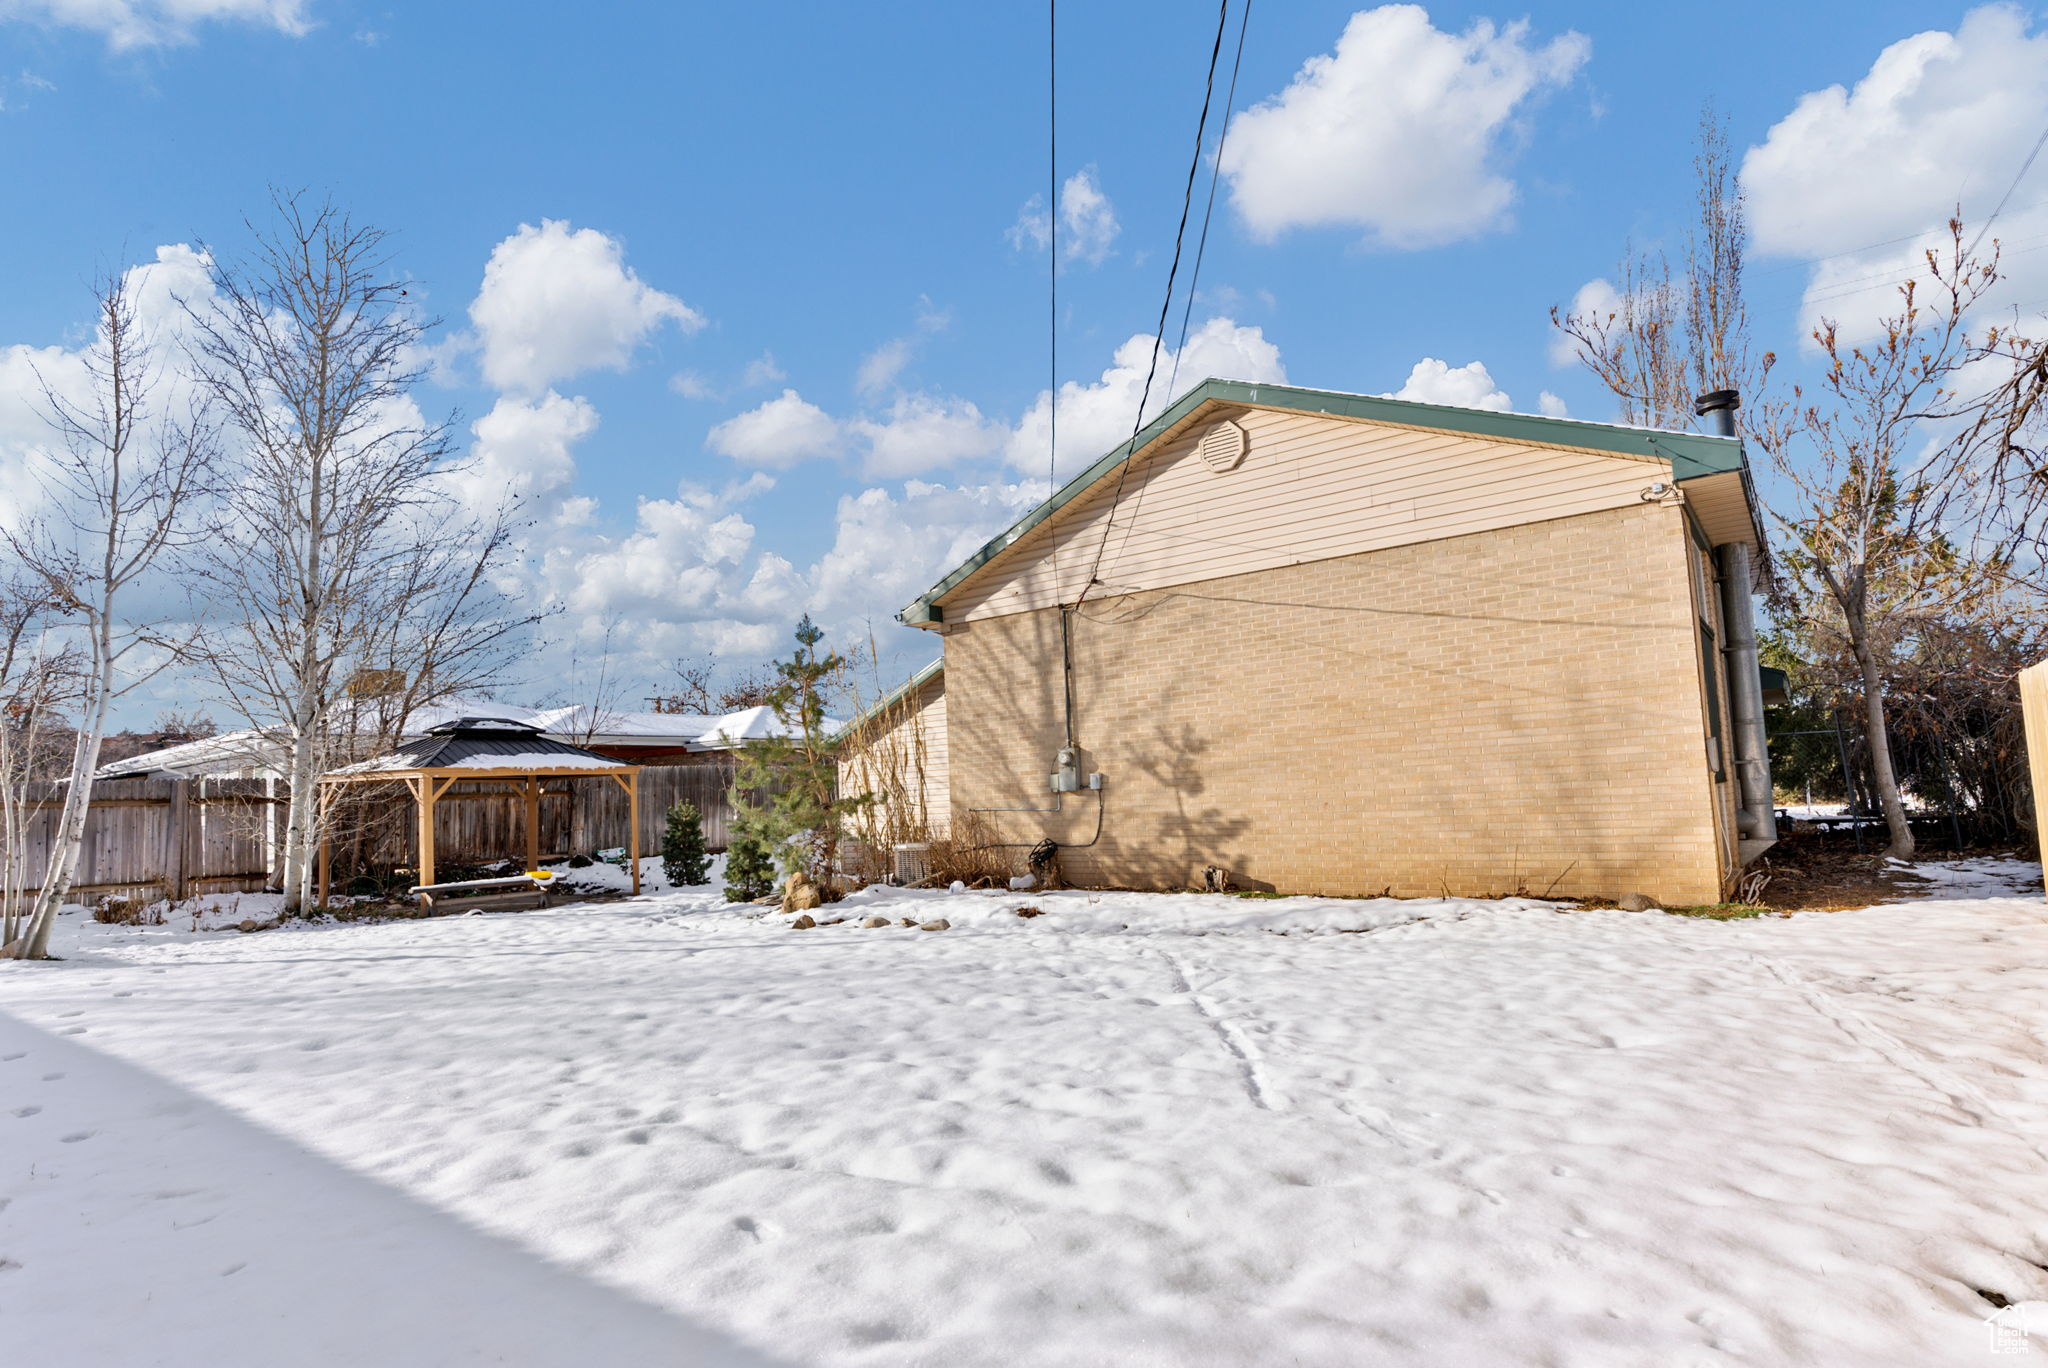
2020,662,2048,878
164,778,190,901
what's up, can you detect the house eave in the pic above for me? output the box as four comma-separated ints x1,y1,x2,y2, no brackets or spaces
897,377,1748,623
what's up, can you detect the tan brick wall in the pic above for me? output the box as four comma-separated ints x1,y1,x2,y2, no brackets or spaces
941,500,1728,905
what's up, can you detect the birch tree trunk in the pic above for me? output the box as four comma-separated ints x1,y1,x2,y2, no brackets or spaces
181,192,540,914
1,273,210,959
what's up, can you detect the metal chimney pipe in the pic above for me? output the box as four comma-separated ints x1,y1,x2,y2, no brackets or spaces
1695,388,1740,438
1692,386,1779,866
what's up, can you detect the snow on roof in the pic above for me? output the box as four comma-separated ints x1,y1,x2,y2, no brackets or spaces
97,697,784,780
692,705,846,750
96,728,289,780
527,704,722,741
331,720,632,777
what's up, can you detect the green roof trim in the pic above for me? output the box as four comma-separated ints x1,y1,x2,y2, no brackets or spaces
846,656,943,729
897,378,1746,624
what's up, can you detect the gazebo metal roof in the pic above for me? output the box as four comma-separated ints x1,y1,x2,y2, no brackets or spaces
331,717,632,778
316,717,642,904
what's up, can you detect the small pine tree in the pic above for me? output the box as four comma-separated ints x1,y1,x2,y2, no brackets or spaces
722,823,775,902
661,800,711,887
728,615,874,887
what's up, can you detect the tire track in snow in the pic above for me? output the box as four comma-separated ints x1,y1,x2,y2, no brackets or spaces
1752,952,2048,1168
1154,949,1283,1112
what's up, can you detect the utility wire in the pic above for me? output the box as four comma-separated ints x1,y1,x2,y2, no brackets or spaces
1074,0,1231,609
1966,120,2048,265
1046,0,1060,595
1165,0,1253,402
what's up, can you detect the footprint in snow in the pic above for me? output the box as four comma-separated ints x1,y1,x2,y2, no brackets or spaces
1,1053,23,1062
57,1010,84,1019
59,1027,86,1036
59,1131,95,1144
13,1106,41,1118
298,1040,328,1052
0,1258,21,1273
220,1262,246,1277
39,1073,63,1082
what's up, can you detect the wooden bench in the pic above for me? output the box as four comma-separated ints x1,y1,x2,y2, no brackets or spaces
410,875,553,916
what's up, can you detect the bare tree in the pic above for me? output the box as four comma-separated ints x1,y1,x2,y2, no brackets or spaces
0,574,84,947
650,656,780,714
2,277,213,958
1553,107,1781,437
1768,220,2016,857
184,192,536,914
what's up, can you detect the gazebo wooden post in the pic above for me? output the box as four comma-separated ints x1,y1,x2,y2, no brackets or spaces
628,769,641,895
414,775,436,894
523,777,540,872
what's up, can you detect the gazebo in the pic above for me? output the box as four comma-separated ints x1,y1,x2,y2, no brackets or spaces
316,717,641,905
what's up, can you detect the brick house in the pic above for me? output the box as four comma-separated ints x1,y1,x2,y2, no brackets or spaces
891,379,1776,906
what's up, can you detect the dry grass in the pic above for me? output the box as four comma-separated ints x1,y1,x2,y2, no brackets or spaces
919,809,1017,888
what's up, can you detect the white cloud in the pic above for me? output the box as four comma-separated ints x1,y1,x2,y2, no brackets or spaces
1058,167,1120,265
705,389,841,469
1383,358,1512,411
1537,390,1568,418
805,480,1042,627
0,243,217,528
740,352,785,387
1005,316,1286,479
856,337,913,396
1005,167,1121,265
0,0,310,49
1743,4,2048,345
448,390,597,513
849,393,1006,479
1218,5,1588,249
1006,199,1050,253
1549,277,1626,366
668,370,716,400
469,220,702,395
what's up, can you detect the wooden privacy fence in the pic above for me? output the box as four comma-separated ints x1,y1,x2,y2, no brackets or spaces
4,777,282,907
334,762,737,875
2021,661,2048,881
4,763,739,906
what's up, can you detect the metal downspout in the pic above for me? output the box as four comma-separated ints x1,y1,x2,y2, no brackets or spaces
1695,389,1777,866
1718,541,1779,864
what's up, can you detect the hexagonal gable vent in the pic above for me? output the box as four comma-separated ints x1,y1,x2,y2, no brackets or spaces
1197,418,1247,473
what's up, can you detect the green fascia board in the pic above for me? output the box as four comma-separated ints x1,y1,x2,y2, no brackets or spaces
847,656,943,728
897,378,1746,623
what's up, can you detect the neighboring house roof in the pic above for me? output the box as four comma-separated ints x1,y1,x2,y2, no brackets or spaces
693,703,846,749
524,704,725,747
95,728,290,781
95,698,794,781
331,718,632,777
898,377,1753,627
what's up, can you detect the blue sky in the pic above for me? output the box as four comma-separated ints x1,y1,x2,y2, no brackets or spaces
2,0,2040,721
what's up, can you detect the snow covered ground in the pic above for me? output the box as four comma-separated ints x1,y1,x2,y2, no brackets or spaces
5,863,2048,1365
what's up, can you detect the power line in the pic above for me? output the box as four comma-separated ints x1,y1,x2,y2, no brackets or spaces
1074,0,1232,609
1046,0,1059,596
1165,0,1253,400
1966,120,2048,265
